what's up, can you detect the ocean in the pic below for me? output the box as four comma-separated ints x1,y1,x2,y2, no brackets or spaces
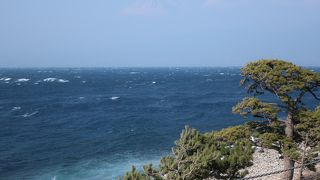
0,67,318,180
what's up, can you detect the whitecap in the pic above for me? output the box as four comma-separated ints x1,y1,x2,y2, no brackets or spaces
22,111,39,118
219,73,225,75
12,107,21,111
130,72,139,74
43,78,69,83
58,79,69,83
110,96,120,100
152,81,157,84
16,78,30,82
79,97,85,100
0,77,11,81
43,78,58,82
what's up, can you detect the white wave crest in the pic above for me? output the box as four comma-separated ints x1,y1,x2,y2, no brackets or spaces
16,78,30,82
12,107,21,111
43,78,58,82
0,78,12,81
110,96,120,100
22,111,39,118
58,79,69,83
43,78,69,83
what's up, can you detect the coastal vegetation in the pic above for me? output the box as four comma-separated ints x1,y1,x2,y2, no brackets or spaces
123,125,254,180
121,60,320,180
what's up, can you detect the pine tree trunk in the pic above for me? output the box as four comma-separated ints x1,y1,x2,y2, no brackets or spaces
283,112,295,180
285,112,294,138
298,134,308,180
283,157,295,180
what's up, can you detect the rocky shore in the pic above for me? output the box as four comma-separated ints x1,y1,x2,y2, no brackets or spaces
208,148,319,180
244,148,320,180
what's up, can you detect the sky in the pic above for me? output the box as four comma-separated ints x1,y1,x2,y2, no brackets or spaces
0,0,320,67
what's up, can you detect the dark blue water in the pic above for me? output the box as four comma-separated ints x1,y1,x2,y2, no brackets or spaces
0,68,318,180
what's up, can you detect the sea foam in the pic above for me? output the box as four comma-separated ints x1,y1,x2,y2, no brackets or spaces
0,77,12,81
22,111,39,118
43,78,58,82
16,78,30,82
12,107,21,111
110,96,120,100
58,79,69,83
43,78,69,83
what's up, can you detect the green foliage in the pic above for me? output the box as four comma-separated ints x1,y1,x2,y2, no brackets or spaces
210,125,252,144
122,126,254,180
233,97,280,121
123,166,150,180
160,126,213,180
294,107,320,171
281,138,301,161
121,164,161,180
210,140,253,179
259,132,281,148
160,126,253,180
296,107,320,147
240,59,320,106
234,59,320,179
142,164,162,180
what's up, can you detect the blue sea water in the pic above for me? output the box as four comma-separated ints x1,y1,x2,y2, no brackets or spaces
0,67,318,180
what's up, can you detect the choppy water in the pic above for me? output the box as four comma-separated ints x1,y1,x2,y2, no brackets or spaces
0,67,318,180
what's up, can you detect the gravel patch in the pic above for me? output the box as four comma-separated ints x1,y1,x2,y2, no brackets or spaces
244,148,320,180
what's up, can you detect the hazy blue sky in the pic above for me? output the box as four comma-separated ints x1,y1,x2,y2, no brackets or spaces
0,0,319,67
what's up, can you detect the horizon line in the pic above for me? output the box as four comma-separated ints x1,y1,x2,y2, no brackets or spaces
0,66,244,69
1,65,320,69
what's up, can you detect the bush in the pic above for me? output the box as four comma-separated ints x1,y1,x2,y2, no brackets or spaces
121,126,254,180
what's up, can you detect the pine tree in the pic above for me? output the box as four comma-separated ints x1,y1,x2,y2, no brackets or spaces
233,59,320,179
121,126,254,180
